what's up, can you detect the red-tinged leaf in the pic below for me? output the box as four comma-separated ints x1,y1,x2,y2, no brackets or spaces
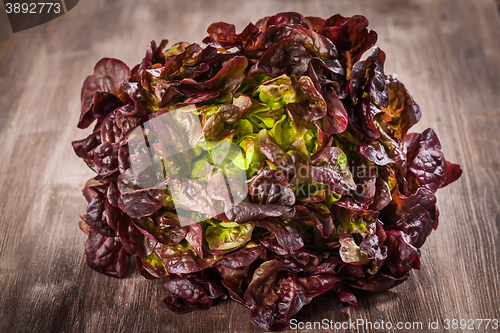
85,231,128,278
118,215,156,258
162,277,214,313
73,13,462,330
249,39,311,78
386,230,420,277
79,58,130,129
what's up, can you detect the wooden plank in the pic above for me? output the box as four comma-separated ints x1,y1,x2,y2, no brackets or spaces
0,0,499,332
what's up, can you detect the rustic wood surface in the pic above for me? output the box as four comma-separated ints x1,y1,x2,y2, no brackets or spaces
1,0,499,332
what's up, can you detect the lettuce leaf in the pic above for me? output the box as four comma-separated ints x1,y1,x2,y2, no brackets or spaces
73,11,462,332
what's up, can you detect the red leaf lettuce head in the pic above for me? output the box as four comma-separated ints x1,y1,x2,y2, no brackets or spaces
72,11,462,331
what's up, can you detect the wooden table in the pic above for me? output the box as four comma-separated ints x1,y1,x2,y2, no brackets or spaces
1,0,499,332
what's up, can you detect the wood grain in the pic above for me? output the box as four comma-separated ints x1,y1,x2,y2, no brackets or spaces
1,0,499,332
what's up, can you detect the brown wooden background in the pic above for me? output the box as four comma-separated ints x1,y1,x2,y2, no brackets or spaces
1,0,499,332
